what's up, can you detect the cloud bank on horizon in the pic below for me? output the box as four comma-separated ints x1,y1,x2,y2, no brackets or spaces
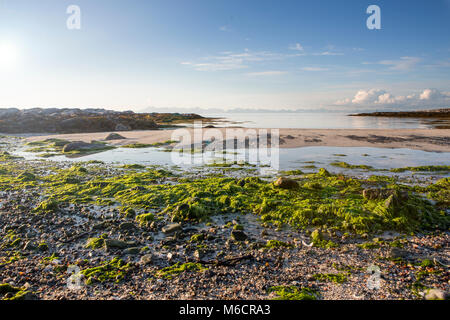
334,88,450,110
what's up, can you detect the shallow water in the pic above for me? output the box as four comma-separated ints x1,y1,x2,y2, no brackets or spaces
194,112,450,129
15,145,450,178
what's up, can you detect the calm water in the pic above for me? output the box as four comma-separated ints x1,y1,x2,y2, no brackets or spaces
16,146,450,176
197,112,450,129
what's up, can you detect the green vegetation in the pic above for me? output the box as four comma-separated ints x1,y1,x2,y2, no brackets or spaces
330,161,373,170
390,165,450,173
155,262,207,279
312,272,348,284
0,283,33,300
121,143,152,148
268,285,319,300
81,257,132,284
265,240,294,249
0,148,448,237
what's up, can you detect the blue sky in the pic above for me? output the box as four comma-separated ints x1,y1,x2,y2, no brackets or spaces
0,0,449,111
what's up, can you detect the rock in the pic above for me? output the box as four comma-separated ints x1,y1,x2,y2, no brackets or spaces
119,222,136,232
92,222,108,230
105,133,126,140
388,248,409,260
123,247,140,255
62,141,106,153
23,241,37,251
425,288,449,300
274,177,299,190
139,254,153,265
162,223,182,234
104,239,130,250
115,123,131,131
362,189,408,202
231,229,248,241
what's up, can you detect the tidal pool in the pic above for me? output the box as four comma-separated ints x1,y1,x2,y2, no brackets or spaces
14,145,450,177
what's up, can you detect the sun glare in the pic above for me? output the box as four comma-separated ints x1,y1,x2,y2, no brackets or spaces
0,43,18,69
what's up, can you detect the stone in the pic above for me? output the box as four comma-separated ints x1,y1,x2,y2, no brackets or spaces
119,222,136,232
104,239,130,250
231,229,248,241
425,288,449,300
388,247,409,260
62,141,105,153
23,241,37,251
162,223,182,234
362,188,408,202
274,177,299,190
105,133,126,140
123,247,140,255
140,254,153,265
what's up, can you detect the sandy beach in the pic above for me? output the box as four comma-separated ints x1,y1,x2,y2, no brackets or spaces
25,128,450,153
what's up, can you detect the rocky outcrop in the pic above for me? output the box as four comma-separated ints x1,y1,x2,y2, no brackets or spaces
350,108,450,118
0,108,205,134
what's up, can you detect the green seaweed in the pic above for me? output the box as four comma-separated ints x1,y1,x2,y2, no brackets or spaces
155,262,207,279
268,285,319,300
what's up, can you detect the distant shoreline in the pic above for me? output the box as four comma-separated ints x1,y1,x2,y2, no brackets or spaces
349,108,450,118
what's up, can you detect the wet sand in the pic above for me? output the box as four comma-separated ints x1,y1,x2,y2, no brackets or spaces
25,128,450,153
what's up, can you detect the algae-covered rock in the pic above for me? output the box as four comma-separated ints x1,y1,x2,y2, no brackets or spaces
231,229,248,241
33,199,59,213
274,177,299,190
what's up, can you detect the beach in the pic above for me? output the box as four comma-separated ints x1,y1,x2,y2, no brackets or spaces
25,128,450,153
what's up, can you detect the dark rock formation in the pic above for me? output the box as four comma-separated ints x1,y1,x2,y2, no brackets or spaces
349,108,450,118
0,108,205,134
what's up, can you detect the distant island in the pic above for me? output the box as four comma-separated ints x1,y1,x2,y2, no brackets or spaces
0,108,205,134
349,108,450,118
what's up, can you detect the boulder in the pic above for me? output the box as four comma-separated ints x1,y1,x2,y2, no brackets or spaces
105,133,126,140
162,223,182,234
62,141,106,153
140,254,153,265
231,229,248,241
274,177,299,190
104,239,130,250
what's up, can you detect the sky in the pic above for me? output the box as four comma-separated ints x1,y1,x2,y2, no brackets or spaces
0,0,449,111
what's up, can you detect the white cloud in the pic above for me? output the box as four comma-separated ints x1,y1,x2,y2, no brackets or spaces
302,67,329,72
289,43,304,51
245,71,288,76
334,88,450,110
378,56,421,71
181,49,303,72
314,51,344,56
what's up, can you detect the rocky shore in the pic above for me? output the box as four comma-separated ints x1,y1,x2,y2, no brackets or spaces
0,136,449,300
0,108,205,134
350,108,450,118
